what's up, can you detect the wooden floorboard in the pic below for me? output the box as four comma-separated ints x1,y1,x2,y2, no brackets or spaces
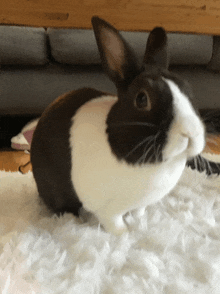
0,150,31,173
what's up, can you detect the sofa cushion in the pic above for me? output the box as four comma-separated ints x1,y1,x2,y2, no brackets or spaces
1,64,220,115
0,26,48,65
208,36,220,71
48,28,213,65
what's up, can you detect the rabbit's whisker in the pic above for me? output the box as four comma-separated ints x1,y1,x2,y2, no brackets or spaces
137,131,161,164
109,122,156,128
139,135,158,164
125,135,155,159
153,131,161,162
156,144,161,163
138,144,154,165
147,150,156,164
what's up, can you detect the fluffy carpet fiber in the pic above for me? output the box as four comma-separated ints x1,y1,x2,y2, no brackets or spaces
1,157,220,293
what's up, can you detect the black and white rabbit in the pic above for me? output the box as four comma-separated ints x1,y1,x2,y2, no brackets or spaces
31,16,206,235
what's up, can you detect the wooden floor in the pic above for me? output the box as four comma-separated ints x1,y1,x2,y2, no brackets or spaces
0,150,31,173
0,134,220,174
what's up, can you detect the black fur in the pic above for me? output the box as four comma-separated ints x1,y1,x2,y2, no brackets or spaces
143,27,169,69
187,155,220,176
31,88,106,216
106,69,174,164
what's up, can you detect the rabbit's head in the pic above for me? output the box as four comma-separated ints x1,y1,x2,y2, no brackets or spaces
92,16,205,165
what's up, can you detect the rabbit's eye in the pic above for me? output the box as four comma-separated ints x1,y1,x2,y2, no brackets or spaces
135,91,151,111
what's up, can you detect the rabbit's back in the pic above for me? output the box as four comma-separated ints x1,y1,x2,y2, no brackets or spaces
31,88,108,216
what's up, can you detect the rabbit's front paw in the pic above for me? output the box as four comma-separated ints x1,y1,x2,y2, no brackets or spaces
98,214,128,236
132,207,146,218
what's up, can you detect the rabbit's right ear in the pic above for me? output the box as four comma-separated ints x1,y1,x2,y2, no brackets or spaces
143,27,169,69
92,16,140,86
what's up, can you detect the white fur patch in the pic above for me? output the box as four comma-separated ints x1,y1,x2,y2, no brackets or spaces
69,95,188,235
0,164,220,294
163,78,205,160
1,164,220,292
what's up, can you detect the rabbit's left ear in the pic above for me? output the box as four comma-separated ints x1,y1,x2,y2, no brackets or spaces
92,16,140,86
143,27,169,69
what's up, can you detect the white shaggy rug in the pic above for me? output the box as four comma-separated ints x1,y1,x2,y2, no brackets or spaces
1,156,220,293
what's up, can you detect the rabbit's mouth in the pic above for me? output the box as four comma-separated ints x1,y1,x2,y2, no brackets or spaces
186,132,205,158
161,78,206,161
163,133,189,160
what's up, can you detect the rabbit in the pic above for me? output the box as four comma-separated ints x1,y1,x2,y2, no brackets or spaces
31,16,206,235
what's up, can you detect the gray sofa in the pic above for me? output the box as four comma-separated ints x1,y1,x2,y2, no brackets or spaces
0,26,220,116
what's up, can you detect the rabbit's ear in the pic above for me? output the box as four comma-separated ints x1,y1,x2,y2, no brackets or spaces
143,27,169,69
92,16,139,86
